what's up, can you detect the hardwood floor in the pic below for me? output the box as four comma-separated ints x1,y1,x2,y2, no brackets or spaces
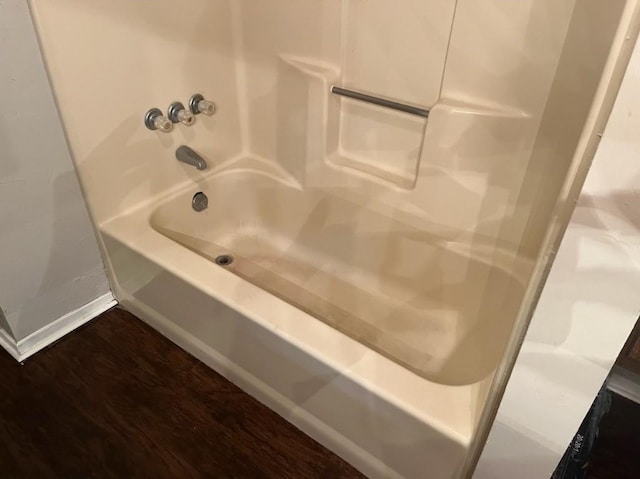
587,392,640,479
0,308,365,479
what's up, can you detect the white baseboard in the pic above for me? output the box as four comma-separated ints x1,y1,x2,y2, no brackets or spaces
607,366,640,404
0,293,117,362
0,327,21,361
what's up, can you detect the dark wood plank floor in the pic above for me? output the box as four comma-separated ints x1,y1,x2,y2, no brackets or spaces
0,307,365,479
587,392,640,479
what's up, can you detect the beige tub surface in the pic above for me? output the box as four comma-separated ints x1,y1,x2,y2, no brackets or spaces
150,171,532,386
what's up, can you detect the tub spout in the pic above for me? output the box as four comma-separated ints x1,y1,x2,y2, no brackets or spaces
176,145,207,171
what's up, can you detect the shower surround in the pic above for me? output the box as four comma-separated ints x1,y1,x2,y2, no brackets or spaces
29,0,631,477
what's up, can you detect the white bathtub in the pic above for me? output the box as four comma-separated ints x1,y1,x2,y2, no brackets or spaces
101,161,532,479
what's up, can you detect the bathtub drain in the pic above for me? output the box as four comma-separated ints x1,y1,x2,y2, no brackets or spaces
215,254,234,266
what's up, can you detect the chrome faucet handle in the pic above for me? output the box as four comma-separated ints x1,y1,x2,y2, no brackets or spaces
168,101,195,126
144,108,173,132
189,93,216,116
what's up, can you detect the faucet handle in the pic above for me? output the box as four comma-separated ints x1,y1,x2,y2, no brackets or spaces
144,108,173,132
168,101,195,126
189,93,216,116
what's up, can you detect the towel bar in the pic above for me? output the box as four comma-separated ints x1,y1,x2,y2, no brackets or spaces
330,86,429,118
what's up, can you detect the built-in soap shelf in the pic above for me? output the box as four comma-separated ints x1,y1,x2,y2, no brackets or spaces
278,54,431,189
329,95,429,189
277,54,532,192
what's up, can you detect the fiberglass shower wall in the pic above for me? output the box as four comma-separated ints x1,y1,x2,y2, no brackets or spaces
233,0,579,260
236,0,454,187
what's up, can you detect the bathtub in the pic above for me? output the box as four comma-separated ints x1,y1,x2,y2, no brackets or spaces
29,0,635,475
100,160,532,479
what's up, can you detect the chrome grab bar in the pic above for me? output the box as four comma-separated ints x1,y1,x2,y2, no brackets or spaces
330,86,430,118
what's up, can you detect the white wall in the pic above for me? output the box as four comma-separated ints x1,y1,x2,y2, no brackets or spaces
474,16,640,479
0,0,111,350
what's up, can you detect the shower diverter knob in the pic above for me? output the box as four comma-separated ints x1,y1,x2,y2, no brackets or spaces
168,101,195,126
